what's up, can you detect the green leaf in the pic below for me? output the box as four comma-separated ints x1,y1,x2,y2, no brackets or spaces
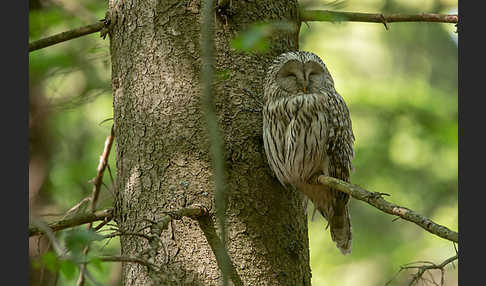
59,259,78,280
90,257,104,272
65,228,105,256
41,251,59,272
231,21,296,53
231,23,271,53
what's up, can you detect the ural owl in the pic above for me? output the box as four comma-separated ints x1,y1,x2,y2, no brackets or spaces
262,51,355,254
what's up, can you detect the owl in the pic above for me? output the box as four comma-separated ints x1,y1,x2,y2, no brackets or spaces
262,51,355,254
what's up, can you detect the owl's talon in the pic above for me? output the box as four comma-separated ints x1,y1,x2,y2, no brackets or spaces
367,192,390,201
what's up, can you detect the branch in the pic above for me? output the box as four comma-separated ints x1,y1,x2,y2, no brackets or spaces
28,9,458,53
385,255,458,286
315,175,458,243
300,10,458,27
89,125,115,213
29,208,113,237
405,255,458,286
29,21,105,52
198,214,244,286
201,0,231,285
142,205,209,232
96,255,161,271
78,125,115,286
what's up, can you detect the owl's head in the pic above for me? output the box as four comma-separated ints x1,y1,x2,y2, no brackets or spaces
264,51,335,100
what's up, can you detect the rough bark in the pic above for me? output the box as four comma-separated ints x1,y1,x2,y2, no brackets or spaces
109,0,310,285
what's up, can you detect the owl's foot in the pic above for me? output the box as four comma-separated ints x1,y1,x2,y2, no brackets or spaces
366,191,391,202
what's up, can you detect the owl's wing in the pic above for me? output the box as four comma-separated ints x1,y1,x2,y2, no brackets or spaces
325,91,355,184
321,90,355,254
263,102,290,188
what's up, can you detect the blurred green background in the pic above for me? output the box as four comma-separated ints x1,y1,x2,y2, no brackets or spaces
29,0,457,285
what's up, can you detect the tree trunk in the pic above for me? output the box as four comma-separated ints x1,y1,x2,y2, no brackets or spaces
109,0,310,285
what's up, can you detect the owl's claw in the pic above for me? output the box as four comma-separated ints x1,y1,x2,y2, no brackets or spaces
366,192,390,201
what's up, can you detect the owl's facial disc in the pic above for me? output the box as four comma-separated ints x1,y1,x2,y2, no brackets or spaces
276,59,327,95
277,60,308,94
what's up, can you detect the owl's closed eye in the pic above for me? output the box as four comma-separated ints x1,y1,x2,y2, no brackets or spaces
274,58,328,94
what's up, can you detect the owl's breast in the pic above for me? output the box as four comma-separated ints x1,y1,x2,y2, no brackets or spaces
263,93,330,185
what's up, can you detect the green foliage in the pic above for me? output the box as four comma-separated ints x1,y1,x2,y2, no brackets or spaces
231,21,295,53
41,251,59,273
59,259,78,280
90,257,104,272
37,252,78,281
232,23,271,52
64,228,105,257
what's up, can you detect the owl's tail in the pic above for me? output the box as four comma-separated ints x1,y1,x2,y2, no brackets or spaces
301,184,352,255
326,204,352,255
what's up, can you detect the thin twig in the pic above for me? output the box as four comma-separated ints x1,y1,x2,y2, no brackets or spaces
78,126,115,286
403,255,458,286
29,21,105,52
93,217,112,231
62,197,91,219
315,175,458,243
106,163,115,188
384,255,458,286
89,125,115,213
300,10,458,25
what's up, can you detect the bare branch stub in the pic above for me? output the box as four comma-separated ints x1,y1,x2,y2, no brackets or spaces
29,21,105,52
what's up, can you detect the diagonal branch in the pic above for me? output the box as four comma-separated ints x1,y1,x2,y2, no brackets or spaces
89,125,115,213
29,208,113,237
29,21,105,52
314,175,458,243
197,214,244,286
78,125,115,286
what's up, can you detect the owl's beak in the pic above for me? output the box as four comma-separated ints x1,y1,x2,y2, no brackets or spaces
302,78,310,93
